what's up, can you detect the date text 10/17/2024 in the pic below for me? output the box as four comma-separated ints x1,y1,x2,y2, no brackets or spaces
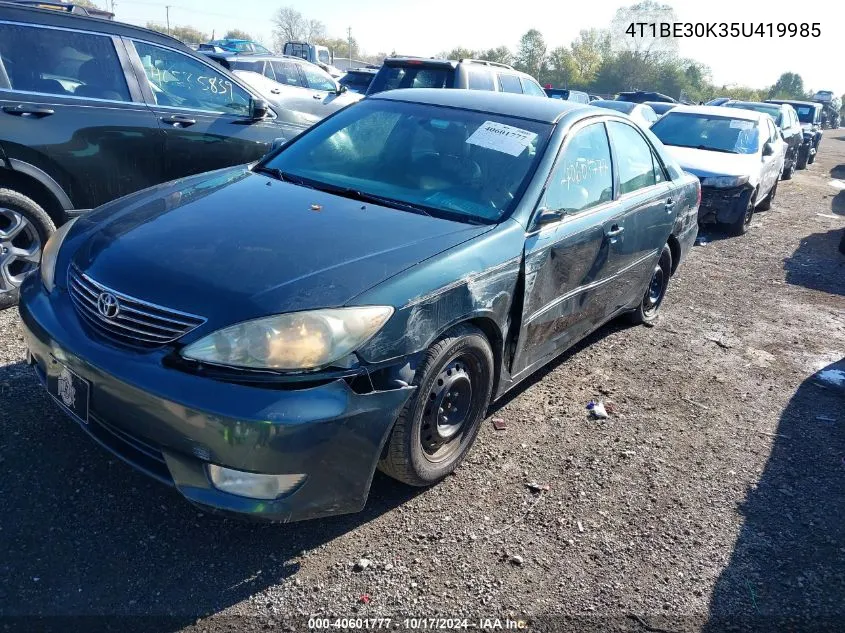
307,618,530,630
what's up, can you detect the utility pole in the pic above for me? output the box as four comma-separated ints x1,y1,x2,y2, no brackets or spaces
165,5,170,35
109,0,116,14
347,26,353,64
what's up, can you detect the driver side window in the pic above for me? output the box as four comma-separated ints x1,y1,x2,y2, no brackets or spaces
133,41,251,115
542,123,613,214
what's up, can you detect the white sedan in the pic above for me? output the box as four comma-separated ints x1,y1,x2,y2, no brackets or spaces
650,106,786,235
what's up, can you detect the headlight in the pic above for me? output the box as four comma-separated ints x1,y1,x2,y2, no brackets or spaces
40,217,79,293
701,175,749,188
181,306,394,370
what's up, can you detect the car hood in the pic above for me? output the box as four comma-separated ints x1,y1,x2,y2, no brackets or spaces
71,167,492,327
663,146,760,179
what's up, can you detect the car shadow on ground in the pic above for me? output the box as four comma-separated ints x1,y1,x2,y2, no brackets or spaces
488,316,637,415
0,359,423,629
783,228,845,296
703,358,845,632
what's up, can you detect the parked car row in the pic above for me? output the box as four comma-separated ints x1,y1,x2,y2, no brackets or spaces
0,1,832,524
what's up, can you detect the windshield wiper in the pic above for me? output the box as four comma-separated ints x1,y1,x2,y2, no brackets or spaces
692,145,738,154
253,166,312,186
304,182,436,218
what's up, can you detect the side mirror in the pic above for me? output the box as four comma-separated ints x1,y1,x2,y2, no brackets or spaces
534,207,564,228
336,83,347,95
762,142,774,157
249,98,269,120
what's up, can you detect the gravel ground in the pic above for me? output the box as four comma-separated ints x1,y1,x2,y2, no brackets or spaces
1,134,844,632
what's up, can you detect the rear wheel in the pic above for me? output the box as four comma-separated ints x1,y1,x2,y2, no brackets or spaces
757,179,778,211
379,324,494,486
628,244,672,325
0,189,55,309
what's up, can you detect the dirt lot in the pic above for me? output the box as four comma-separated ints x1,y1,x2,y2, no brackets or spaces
1,134,844,632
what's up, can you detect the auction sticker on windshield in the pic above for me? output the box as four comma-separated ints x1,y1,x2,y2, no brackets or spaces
466,121,537,157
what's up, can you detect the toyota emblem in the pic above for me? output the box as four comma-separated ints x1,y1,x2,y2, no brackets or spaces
97,292,120,318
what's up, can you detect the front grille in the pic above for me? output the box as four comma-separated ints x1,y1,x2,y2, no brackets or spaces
68,266,206,348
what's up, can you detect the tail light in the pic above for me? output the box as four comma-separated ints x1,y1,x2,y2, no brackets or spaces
695,180,702,207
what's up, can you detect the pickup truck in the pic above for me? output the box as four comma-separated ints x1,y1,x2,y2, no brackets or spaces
282,41,342,78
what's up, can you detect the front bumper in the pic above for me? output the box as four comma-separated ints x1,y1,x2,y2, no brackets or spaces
697,184,754,225
18,277,414,523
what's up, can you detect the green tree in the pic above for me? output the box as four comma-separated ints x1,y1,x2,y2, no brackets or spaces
569,29,606,85
224,29,252,40
768,72,805,99
514,29,547,81
478,46,513,66
438,47,477,61
145,22,207,44
545,46,578,88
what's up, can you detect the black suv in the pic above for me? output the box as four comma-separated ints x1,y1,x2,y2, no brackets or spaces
365,57,547,98
766,100,824,168
0,2,304,306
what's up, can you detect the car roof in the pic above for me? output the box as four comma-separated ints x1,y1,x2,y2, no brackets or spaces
370,88,588,123
205,52,305,64
592,100,635,110
664,105,765,120
766,99,820,107
724,101,784,112
0,0,187,49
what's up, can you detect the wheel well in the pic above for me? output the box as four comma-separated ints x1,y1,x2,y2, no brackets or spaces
666,235,681,276
466,316,504,399
0,169,66,225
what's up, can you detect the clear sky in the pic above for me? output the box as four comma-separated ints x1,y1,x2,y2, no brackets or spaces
109,0,843,96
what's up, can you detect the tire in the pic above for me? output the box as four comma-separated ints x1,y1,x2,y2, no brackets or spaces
781,156,795,180
796,148,809,170
0,189,55,309
729,189,756,236
628,244,672,325
378,323,494,486
757,179,777,211
808,150,816,165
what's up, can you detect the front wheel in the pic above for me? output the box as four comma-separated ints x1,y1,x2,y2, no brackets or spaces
628,244,672,325
729,189,756,236
378,324,494,486
796,148,809,170
781,157,795,180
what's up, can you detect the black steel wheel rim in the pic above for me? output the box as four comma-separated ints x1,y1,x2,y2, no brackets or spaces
643,259,668,315
420,354,480,463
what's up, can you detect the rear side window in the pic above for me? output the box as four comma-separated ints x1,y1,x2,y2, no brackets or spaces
230,59,265,74
497,73,522,94
368,65,454,94
0,23,130,101
520,78,546,97
467,68,495,91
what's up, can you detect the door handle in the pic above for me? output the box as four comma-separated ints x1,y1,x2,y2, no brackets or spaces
665,197,675,213
605,224,624,238
270,88,281,94
161,115,197,127
312,94,323,99
2,105,55,118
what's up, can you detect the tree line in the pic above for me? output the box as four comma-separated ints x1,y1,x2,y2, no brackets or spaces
142,0,844,109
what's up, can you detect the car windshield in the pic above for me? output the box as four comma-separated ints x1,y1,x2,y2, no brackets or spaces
594,101,633,113
260,99,552,224
791,105,815,123
725,103,781,126
651,113,760,154
368,65,454,94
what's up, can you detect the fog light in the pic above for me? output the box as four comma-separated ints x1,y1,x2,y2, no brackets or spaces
207,464,305,500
